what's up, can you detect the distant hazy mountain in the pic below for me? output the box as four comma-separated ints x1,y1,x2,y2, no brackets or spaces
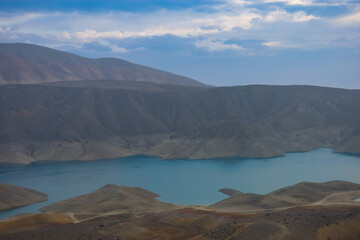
0,43,203,86
0,80,359,164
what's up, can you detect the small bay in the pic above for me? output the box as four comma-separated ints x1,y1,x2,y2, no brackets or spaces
0,148,359,219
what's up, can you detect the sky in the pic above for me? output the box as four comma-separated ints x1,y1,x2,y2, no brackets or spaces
0,0,359,88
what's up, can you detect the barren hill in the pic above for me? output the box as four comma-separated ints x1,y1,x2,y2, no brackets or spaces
39,184,176,215
0,183,47,211
211,181,360,212
2,182,359,240
0,81,359,164
0,43,203,86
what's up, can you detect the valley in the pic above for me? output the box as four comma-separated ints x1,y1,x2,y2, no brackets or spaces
0,42,359,239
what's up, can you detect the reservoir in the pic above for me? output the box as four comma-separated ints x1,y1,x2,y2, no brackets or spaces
0,148,360,219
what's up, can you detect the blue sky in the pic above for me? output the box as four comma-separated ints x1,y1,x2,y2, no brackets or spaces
0,0,359,88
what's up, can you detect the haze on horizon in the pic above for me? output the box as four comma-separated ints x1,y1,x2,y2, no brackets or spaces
0,0,359,89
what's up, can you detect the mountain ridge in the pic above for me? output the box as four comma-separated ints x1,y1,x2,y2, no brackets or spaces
0,80,359,164
0,43,204,86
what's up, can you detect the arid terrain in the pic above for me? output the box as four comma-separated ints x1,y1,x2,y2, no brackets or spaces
0,183,47,211
39,184,178,216
212,181,360,213
0,43,359,239
0,43,203,86
1,80,360,164
1,44,360,164
0,181,359,240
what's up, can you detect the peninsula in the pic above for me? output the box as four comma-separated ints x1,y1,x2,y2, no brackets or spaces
0,181,359,240
0,183,47,211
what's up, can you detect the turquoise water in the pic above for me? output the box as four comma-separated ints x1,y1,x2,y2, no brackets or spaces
0,148,360,219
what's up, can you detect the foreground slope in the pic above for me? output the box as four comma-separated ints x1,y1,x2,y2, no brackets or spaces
0,183,47,211
0,81,359,164
0,43,203,86
2,206,360,240
38,181,360,218
211,181,360,212
39,184,176,216
1,181,359,240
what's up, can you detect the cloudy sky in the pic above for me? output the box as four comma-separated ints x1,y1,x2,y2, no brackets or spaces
1,0,359,88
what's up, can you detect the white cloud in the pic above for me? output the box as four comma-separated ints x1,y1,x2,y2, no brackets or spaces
292,11,319,22
195,39,244,51
71,9,316,43
224,0,352,7
0,13,44,26
76,29,124,39
262,40,299,48
262,41,283,47
70,10,261,41
63,31,71,40
97,40,128,53
0,27,11,33
222,0,254,6
263,0,315,6
331,11,360,25
0,1,358,53
264,10,319,22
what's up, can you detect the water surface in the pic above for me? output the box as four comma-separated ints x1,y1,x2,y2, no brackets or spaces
0,148,359,219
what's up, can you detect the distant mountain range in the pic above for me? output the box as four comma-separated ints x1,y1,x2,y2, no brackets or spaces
0,43,203,86
0,43,359,164
1,80,359,164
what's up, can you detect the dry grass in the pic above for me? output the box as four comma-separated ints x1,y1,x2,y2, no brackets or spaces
317,219,360,240
0,213,73,234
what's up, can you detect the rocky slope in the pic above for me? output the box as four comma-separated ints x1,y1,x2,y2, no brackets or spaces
0,43,203,86
2,206,360,240
333,126,360,154
39,184,176,215
1,181,359,240
211,181,360,212
0,80,359,164
0,183,47,211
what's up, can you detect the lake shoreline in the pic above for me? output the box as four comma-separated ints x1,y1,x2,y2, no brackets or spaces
0,147,350,166
1,148,360,220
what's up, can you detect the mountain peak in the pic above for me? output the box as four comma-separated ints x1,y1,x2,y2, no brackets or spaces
0,42,204,86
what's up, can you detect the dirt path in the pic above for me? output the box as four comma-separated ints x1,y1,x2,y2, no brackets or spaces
311,190,360,206
42,190,360,224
